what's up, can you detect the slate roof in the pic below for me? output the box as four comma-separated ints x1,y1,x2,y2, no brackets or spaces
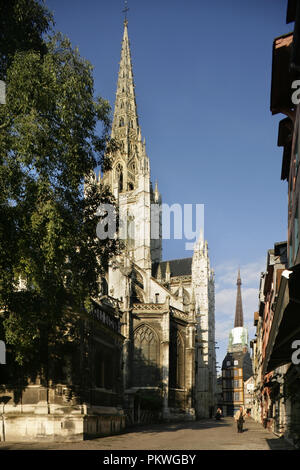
152,258,192,278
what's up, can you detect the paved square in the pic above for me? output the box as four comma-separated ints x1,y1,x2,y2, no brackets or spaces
0,417,295,450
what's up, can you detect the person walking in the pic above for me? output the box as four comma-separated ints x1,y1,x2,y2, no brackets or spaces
215,408,222,420
234,406,246,433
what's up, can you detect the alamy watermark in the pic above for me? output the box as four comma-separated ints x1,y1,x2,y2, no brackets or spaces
291,339,300,365
96,202,204,251
291,80,300,105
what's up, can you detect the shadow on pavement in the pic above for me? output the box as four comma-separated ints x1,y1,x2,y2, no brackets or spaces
119,418,231,437
266,438,295,450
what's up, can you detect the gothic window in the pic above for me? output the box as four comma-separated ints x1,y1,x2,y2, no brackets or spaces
128,161,135,191
115,163,123,192
169,327,184,389
119,117,124,127
132,325,159,387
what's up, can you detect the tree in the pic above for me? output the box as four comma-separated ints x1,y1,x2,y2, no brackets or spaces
0,0,53,81
0,30,119,387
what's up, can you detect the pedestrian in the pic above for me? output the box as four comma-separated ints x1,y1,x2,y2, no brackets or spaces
234,406,246,433
215,408,222,420
263,410,268,429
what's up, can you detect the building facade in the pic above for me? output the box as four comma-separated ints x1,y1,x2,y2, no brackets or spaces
251,0,300,447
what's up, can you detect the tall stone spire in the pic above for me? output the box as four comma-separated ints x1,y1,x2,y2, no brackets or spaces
111,19,140,144
105,18,148,195
103,17,156,269
234,269,244,327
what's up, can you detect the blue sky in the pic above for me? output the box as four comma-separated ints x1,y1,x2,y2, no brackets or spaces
46,0,291,370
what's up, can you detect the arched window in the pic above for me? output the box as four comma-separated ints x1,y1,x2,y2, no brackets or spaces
133,325,160,387
169,328,184,389
128,161,136,174
115,163,123,192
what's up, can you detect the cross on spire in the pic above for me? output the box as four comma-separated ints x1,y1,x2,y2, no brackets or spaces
123,0,129,24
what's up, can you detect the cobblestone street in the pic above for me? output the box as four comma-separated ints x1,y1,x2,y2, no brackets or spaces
0,417,295,450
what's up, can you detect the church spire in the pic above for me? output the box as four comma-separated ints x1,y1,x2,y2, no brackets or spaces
234,269,244,327
111,18,140,141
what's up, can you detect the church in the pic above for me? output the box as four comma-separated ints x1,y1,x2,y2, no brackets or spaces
95,18,217,422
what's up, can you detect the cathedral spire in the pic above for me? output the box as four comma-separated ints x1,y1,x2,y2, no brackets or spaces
234,269,244,327
111,18,140,141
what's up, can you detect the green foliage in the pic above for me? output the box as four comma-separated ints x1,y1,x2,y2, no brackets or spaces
0,0,53,80
0,20,119,384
